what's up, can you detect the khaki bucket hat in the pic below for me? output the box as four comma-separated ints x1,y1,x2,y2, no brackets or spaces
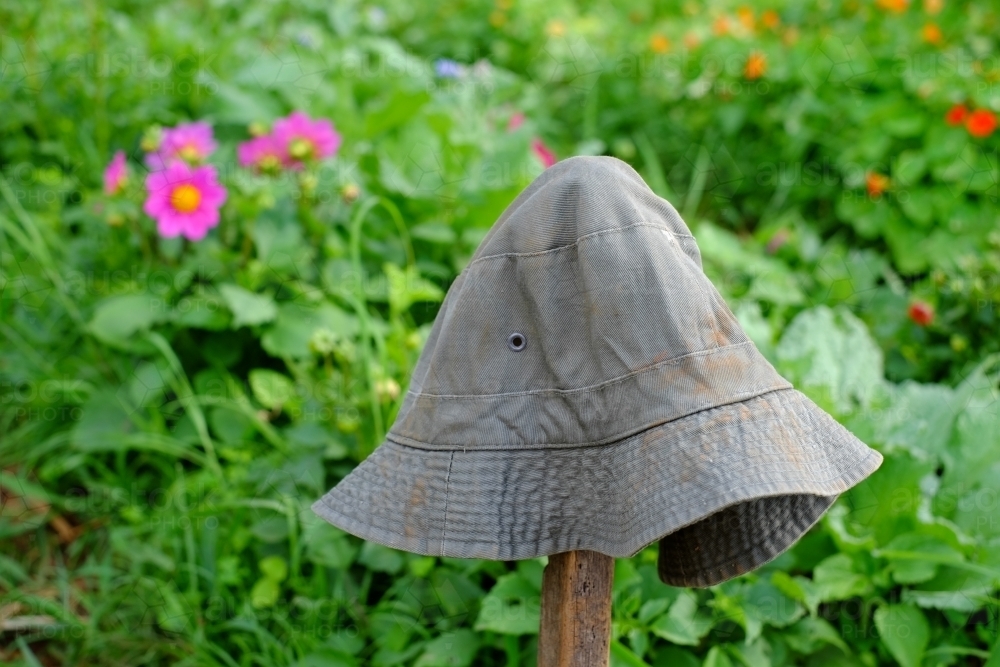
312,155,883,587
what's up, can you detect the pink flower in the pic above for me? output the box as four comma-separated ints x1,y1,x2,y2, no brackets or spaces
237,134,284,174
531,138,557,168
507,112,525,132
103,150,128,195
145,121,218,170
272,111,341,169
143,161,227,241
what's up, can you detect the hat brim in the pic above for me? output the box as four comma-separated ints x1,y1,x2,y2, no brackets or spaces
312,387,882,585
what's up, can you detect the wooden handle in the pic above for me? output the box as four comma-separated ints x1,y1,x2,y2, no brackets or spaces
537,550,615,667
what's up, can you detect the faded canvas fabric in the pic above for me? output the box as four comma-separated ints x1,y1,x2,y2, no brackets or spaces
312,155,883,587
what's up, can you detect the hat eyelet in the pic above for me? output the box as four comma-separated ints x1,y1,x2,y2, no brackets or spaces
508,332,527,352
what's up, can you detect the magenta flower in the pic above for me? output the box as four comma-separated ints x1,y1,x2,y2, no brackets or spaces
145,121,218,170
103,150,128,195
507,112,525,132
237,134,285,174
531,138,557,168
143,161,227,241
272,111,341,169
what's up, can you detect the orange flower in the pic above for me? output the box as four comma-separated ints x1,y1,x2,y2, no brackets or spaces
922,22,942,44
965,109,997,138
713,15,730,36
684,32,701,49
945,104,968,126
737,6,755,29
866,172,890,197
650,33,670,54
877,0,909,11
923,0,943,13
744,52,767,80
761,10,781,28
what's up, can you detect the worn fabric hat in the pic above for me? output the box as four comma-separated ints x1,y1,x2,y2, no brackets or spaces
312,155,883,587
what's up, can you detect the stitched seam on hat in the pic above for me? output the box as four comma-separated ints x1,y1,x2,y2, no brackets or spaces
466,221,695,267
440,452,455,557
405,340,779,399
387,384,796,451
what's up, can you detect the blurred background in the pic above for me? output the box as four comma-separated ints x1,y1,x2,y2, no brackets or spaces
1,0,999,665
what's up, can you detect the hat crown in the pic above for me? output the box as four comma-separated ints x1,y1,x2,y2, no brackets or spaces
390,156,788,450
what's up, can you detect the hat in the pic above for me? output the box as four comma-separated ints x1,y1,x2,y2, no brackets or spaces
312,155,883,587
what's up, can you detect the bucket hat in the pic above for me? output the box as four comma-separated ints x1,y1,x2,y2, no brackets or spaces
312,155,883,587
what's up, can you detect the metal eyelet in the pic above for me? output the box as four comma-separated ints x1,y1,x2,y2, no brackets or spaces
507,332,527,352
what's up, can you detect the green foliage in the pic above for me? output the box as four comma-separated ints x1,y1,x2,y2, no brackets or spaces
2,0,1000,666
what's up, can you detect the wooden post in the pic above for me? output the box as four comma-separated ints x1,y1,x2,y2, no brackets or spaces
537,550,615,667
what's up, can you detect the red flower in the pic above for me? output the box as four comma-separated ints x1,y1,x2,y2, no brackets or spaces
965,109,997,139
531,138,557,168
945,104,967,126
908,301,934,326
866,172,890,198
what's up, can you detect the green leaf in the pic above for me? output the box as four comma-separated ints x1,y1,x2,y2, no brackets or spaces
250,517,288,543
72,389,134,449
899,189,935,227
474,572,540,635
610,639,650,667
302,516,357,569
173,291,231,330
410,222,457,245
813,554,871,601
364,89,431,137
770,571,824,617
902,567,995,611
775,305,884,415
872,381,962,458
893,150,927,187
414,629,480,667
743,580,804,628
649,590,714,646
154,582,193,634
880,531,965,585
874,604,929,667
694,222,803,305
638,598,672,624
357,541,404,574
208,406,253,444
712,588,762,644
259,555,288,582
984,634,1000,667
384,262,444,316
88,293,166,346
218,283,277,328
205,81,284,125
261,301,358,359
727,639,770,667
702,646,733,667
653,647,700,667
841,451,935,544
250,577,280,609
783,616,849,655
291,650,357,667
248,369,297,410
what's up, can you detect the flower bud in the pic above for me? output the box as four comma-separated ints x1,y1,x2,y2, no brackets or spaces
140,125,163,152
248,121,269,137
341,183,360,204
